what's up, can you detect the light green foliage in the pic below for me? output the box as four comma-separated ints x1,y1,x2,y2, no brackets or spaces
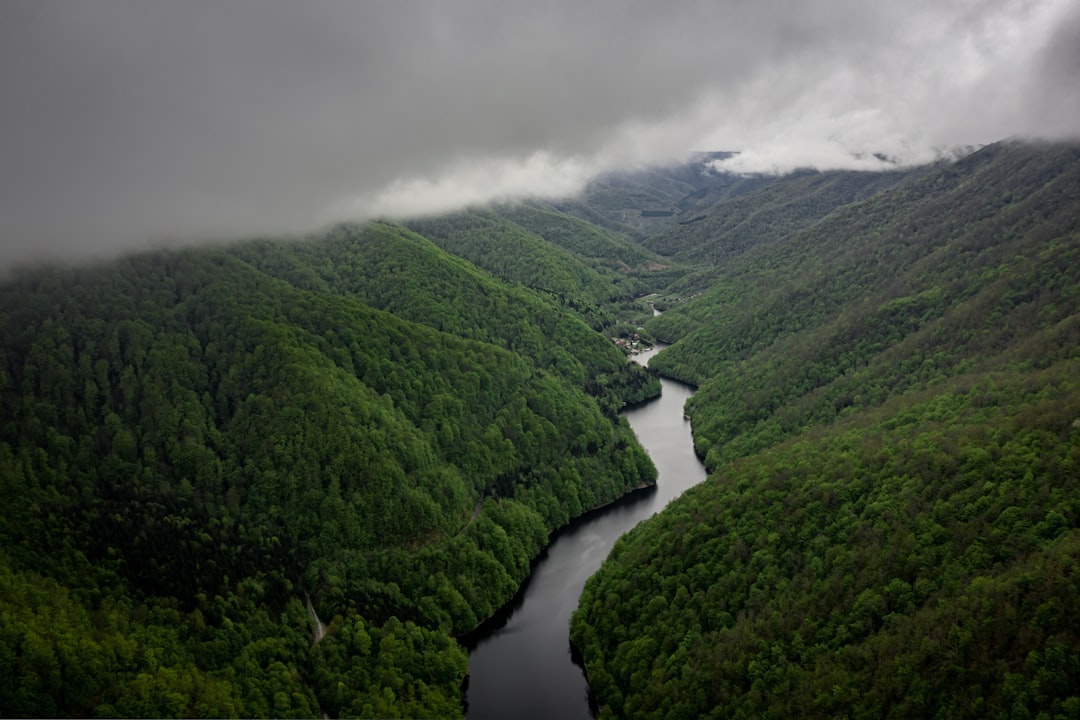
233,221,660,407
492,201,661,269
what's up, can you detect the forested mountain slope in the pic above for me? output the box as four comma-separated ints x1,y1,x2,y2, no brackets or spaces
572,140,1080,718
403,206,672,332
642,165,931,298
233,221,659,408
650,140,1080,466
0,242,656,716
402,211,624,311
554,154,932,303
490,201,662,271
553,153,741,238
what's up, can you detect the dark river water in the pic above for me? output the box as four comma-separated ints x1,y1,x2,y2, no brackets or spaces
463,346,708,719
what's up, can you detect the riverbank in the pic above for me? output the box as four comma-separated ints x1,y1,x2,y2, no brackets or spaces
462,359,708,719
456,480,659,648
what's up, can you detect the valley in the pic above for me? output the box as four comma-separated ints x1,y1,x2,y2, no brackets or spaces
464,347,706,720
2,139,1078,718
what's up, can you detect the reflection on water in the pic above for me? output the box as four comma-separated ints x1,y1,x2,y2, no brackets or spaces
464,348,707,720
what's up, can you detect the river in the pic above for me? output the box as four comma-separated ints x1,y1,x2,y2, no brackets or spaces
463,346,708,719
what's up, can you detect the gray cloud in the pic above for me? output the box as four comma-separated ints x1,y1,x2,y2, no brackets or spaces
1,0,1077,269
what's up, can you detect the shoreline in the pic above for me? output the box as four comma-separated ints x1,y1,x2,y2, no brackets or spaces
455,479,659,648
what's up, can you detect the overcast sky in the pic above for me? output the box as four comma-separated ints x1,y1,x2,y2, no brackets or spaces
2,0,1078,269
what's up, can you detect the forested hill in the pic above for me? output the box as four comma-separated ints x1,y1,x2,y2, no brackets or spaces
0,233,656,716
231,221,659,408
6,137,1077,718
572,140,1080,718
644,166,919,260
551,152,741,238
403,206,664,329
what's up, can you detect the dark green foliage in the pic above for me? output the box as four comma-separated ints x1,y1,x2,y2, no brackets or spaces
574,364,1080,719
0,235,657,716
403,205,670,337
650,140,1080,469
571,140,1080,718
641,165,932,301
0,553,321,718
642,166,924,264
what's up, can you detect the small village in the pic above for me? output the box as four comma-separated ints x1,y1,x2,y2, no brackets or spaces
611,330,653,355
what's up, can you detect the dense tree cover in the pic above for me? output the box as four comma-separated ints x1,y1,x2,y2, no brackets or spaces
648,141,1079,349
574,362,1080,718
491,201,662,270
403,210,625,317
402,207,667,337
232,221,660,408
572,140,1080,717
650,140,1080,468
641,166,931,300
656,142,1080,468
551,154,926,305
641,166,924,264
0,243,656,716
8,136,1075,718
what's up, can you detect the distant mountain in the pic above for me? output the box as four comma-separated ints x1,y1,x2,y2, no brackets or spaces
551,157,736,238
557,152,943,300
641,166,930,264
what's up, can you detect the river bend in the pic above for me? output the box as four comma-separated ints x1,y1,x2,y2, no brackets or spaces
464,346,708,719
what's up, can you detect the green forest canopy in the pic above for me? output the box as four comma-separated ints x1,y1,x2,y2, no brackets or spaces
3,139,1079,718
572,140,1080,718
0,226,657,717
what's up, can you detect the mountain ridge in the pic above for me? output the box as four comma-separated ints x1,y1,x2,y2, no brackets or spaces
571,139,1080,719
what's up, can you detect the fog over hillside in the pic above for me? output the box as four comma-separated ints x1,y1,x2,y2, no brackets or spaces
2,0,1079,268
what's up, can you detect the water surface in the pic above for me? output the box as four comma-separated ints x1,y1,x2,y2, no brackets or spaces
464,347,707,719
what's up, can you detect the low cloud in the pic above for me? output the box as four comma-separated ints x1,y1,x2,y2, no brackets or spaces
709,144,905,177
1,0,1078,269
341,152,594,221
